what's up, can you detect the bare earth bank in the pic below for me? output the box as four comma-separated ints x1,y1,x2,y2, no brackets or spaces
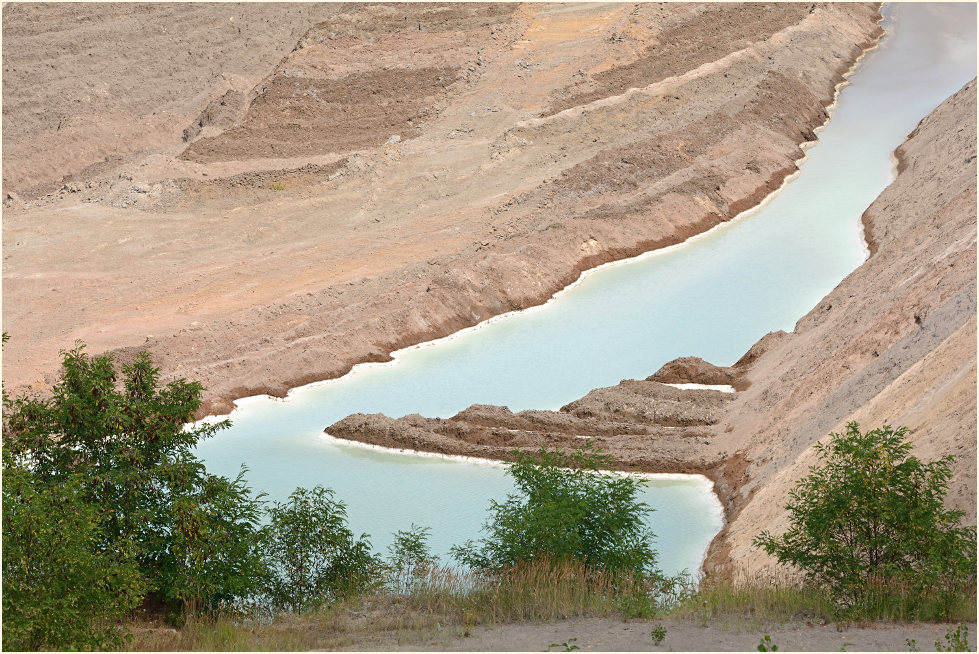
2,3,882,417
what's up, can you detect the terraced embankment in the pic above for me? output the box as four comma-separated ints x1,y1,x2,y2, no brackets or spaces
3,3,881,416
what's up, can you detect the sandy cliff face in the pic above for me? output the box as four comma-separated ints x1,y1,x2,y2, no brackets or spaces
705,79,977,577
327,80,978,577
2,3,882,415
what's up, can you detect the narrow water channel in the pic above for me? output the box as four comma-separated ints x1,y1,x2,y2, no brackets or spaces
196,4,977,574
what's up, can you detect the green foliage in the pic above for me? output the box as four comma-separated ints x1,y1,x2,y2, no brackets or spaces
547,637,580,651
151,456,268,612
451,444,662,580
2,452,145,650
388,524,437,594
936,625,971,652
3,345,267,614
754,423,976,617
906,638,919,651
650,625,667,645
757,634,779,651
264,485,380,614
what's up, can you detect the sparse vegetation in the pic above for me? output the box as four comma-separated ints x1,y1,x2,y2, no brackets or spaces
547,637,580,651
671,574,836,629
757,634,779,651
651,624,667,645
387,524,438,594
263,485,379,614
936,625,972,652
451,444,665,579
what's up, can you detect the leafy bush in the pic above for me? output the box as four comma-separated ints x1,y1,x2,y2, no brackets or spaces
935,624,971,652
451,445,662,579
387,524,438,594
264,485,380,614
151,455,269,613
754,423,976,618
2,453,145,650
3,345,267,614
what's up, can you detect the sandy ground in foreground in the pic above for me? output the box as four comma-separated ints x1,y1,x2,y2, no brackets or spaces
389,617,978,652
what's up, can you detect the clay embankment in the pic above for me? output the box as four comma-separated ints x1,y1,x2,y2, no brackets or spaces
328,80,978,576
2,4,881,416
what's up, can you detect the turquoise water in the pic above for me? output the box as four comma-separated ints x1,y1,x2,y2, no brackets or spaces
196,4,977,575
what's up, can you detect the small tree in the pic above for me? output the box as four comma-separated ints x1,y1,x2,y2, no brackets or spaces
451,444,662,579
387,524,437,594
3,344,267,614
150,455,269,613
264,486,379,614
2,452,145,650
754,423,976,616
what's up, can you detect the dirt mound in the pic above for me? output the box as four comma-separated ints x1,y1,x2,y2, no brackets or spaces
543,3,814,116
1,3,346,195
327,379,735,475
646,356,744,388
182,90,248,143
181,67,461,162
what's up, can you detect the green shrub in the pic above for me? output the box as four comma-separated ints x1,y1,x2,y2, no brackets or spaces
935,624,971,652
754,423,976,618
387,524,438,594
3,345,267,615
152,456,269,613
451,444,662,580
2,453,145,650
264,485,380,614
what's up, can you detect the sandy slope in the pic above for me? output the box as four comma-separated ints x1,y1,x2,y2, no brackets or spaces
705,79,977,577
2,3,882,417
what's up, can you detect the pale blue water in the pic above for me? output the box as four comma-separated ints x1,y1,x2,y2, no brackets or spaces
196,4,977,575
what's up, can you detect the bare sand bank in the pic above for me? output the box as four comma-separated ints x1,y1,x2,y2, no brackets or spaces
2,3,882,418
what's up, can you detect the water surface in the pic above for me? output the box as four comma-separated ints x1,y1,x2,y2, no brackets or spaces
197,4,977,574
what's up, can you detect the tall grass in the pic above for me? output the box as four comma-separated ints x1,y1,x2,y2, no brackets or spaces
127,561,977,650
404,558,657,624
128,558,669,651
670,571,977,630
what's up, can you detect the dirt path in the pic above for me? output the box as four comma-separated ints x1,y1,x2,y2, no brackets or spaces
390,616,977,652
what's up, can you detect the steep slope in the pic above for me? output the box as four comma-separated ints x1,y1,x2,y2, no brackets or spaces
705,78,977,576
2,4,882,415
